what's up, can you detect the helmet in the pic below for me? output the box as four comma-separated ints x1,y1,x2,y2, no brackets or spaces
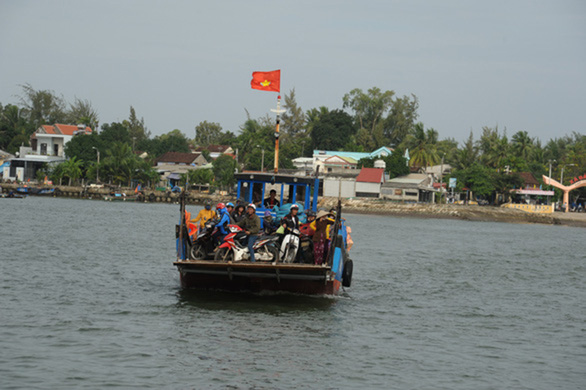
290,204,299,210
247,203,256,210
216,202,225,210
226,202,234,208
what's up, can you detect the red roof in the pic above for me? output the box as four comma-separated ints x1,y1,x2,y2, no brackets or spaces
356,167,385,183
518,172,539,187
37,124,92,136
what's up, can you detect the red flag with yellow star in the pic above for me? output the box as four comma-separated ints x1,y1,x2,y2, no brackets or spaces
251,70,280,92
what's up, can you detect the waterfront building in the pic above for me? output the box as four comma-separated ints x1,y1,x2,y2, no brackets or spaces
381,173,436,203
312,146,393,173
155,152,209,187
5,124,92,181
355,167,386,198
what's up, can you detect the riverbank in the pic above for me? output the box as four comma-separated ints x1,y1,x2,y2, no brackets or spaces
318,197,586,228
2,183,585,228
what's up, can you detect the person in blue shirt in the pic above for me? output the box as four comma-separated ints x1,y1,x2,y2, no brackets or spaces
212,203,231,247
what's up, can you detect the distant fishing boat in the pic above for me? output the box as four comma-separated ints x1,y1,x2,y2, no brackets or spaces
15,187,55,196
173,173,354,295
103,192,137,202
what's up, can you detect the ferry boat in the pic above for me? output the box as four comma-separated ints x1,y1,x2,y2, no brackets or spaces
173,172,353,295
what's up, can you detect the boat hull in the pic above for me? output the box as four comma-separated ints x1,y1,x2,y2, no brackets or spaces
174,260,341,295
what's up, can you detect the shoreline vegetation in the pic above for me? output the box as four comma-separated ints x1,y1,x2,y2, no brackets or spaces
3,183,585,228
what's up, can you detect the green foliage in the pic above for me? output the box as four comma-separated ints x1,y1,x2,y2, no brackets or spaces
281,88,306,138
139,129,190,158
63,132,102,166
384,94,419,145
67,98,99,130
401,122,440,167
123,106,150,144
310,109,356,151
213,154,237,188
0,103,35,153
357,151,409,179
18,83,67,128
195,121,223,146
100,122,131,146
60,156,83,186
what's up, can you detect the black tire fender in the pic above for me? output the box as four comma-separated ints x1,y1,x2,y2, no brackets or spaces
342,259,353,287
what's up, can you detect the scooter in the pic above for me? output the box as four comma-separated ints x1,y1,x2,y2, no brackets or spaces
214,228,280,263
280,228,300,263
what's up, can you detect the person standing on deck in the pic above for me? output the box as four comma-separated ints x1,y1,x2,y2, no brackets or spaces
191,201,216,229
263,189,280,209
237,204,261,262
313,210,334,265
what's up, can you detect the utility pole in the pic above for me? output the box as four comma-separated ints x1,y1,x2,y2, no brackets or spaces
92,147,100,183
548,159,556,190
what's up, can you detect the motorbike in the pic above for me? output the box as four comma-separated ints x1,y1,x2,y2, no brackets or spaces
214,228,280,263
189,218,220,260
280,228,300,263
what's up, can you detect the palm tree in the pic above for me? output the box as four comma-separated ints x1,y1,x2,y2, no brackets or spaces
61,157,83,186
511,131,534,161
403,123,440,167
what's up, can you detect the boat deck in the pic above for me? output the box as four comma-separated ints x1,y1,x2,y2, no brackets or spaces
173,260,338,294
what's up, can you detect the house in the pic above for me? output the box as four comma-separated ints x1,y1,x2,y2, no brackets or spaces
154,152,209,187
355,167,385,198
156,152,207,167
312,146,393,173
420,164,452,181
292,157,313,172
31,124,92,158
194,144,234,160
6,124,92,181
381,173,435,202
319,155,358,174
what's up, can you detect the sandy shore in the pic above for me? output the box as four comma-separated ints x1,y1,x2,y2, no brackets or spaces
318,197,586,228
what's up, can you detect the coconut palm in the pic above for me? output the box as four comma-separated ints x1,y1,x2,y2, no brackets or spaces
61,157,83,186
403,123,440,168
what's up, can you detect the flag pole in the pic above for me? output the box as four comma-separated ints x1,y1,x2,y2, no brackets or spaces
271,95,285,174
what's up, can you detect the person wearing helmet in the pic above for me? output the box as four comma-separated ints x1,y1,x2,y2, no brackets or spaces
236,203,261,262
191,200,216,229
212,202,231,247
226,202,236,224
281,204,300,231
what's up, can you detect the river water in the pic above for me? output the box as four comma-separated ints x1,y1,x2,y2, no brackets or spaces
0,197,584,389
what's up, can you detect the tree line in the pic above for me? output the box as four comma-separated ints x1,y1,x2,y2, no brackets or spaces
1,84,584,200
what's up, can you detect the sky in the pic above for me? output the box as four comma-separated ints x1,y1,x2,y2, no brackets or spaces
1,0,585,145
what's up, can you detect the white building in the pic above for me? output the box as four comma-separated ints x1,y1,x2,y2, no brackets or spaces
6,124,92,181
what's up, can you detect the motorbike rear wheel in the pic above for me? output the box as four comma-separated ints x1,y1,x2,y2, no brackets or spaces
257,245,279,262
214,247,233,262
